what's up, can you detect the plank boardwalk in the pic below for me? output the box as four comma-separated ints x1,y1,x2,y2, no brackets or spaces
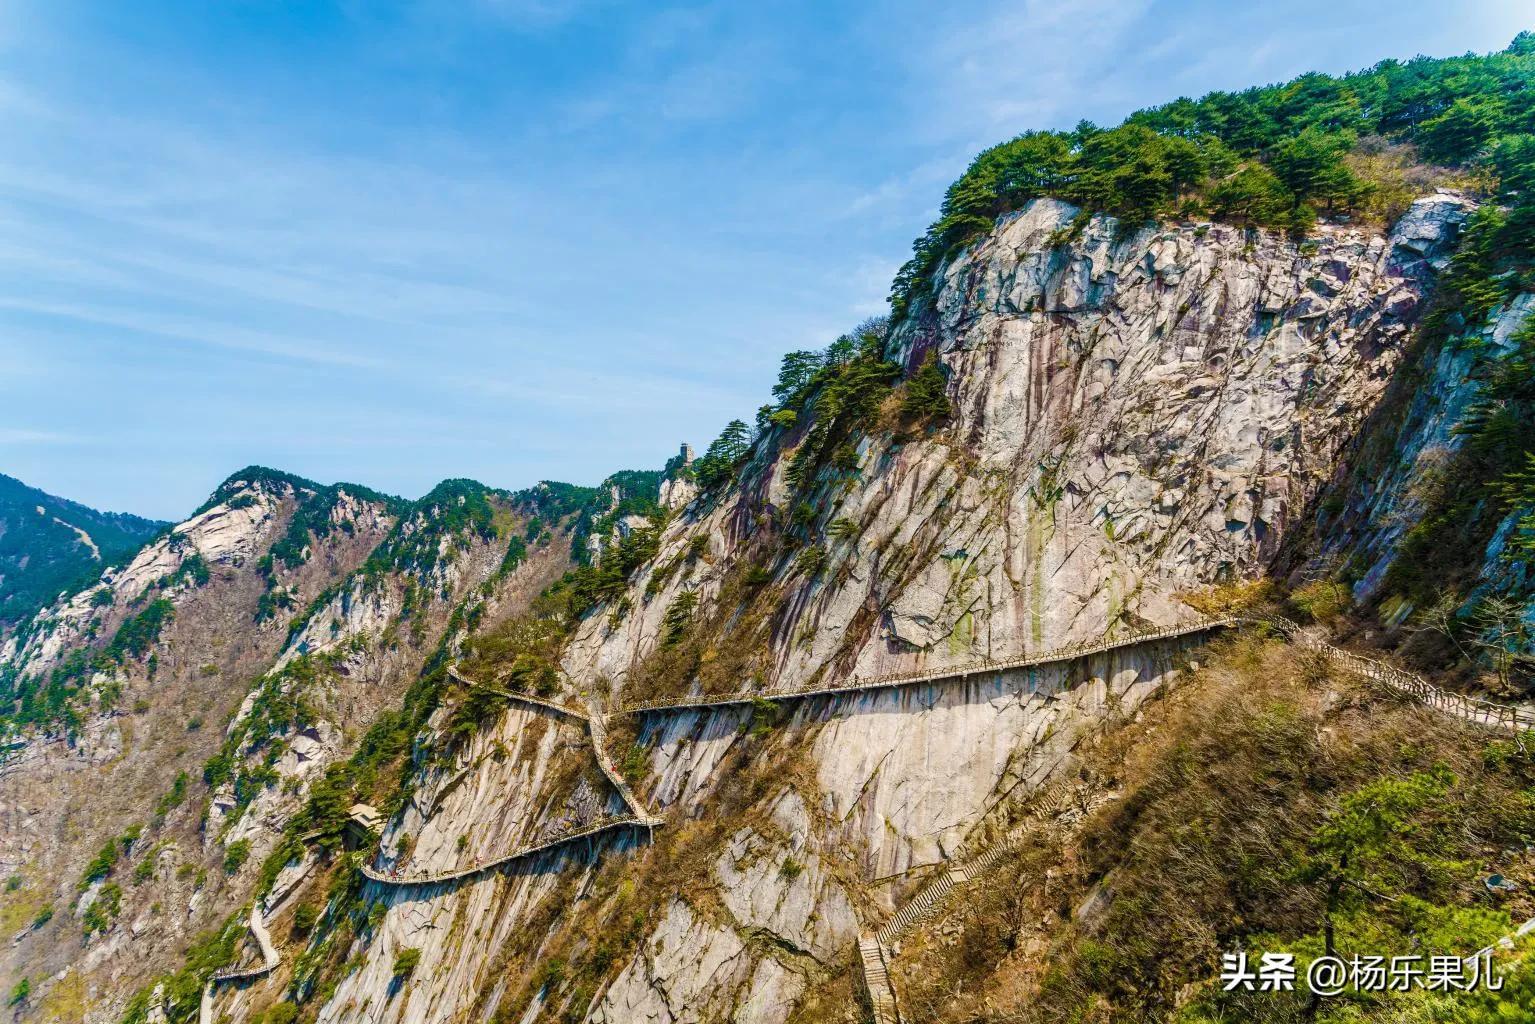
587,711,664,828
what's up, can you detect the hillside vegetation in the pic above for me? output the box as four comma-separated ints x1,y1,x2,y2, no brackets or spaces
9,32,1535,1024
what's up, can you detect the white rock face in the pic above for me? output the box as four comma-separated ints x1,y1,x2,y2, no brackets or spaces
713,819,857,960
659,444,700,512
2,486,285,678
313,702,625,1024
563,194,1470,694
642,643,1188,878
589,900,763,1024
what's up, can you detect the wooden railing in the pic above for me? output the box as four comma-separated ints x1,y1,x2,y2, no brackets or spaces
1268,617,1535,733
360,816,650,886
615,616,1240,715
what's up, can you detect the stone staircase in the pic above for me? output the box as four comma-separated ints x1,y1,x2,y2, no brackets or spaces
857,936,900,1024
875,863,970,945
1268,618,1535,733
587,710,664,828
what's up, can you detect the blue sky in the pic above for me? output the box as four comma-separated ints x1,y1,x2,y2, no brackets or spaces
1,1,1529,519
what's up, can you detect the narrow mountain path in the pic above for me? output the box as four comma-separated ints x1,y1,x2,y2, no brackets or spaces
613,616,1240,715
359,816,650,885
199,902,281,1024
373,615,1535,897
1271,618,1535,732
447,665,590,721
352,615,1535,1019
362,672,662,888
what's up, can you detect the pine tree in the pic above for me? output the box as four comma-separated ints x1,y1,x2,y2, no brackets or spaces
900,353,951,422
694,420,753,491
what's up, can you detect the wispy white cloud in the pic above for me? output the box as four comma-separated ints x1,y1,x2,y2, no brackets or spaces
900,0,1155,142
0,296,391,369
0,427,82,445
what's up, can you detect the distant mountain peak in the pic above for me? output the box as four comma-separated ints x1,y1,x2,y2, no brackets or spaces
0,472,167,626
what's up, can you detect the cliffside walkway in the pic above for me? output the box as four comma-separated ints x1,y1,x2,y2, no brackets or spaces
200,902,281,1024
1271,618,1535,733
195,614,1534,1022
587,710,665,831
359,815,654,886
374,620,1232,888
395,616,1533,898
361,671,662,888
447,665,591,721
614,616,1242,716
850,619,1535,1023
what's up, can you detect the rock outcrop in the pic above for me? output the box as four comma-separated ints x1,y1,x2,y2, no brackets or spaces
564,193,1470,695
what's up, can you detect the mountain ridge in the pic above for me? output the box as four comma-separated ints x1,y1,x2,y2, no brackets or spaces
0,471,168,628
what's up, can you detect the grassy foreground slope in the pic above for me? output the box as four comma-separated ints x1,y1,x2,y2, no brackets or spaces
875,618,1535,1024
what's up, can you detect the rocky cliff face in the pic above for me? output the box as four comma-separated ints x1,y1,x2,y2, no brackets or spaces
226,194,1478,1024
564,194,1469,689
1308,288,1535,610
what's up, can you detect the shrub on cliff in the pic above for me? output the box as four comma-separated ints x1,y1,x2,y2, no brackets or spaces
899,353,952,423
392,948,421,979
